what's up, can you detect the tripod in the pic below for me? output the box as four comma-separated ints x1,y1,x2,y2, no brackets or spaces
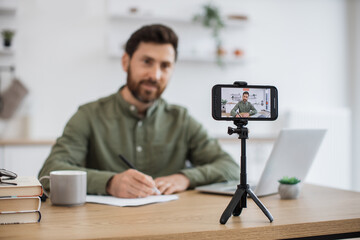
220,119,274,224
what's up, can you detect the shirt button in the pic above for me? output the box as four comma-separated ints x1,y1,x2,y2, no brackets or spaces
130,105,136,111
136,146,143,152
138,121,143,127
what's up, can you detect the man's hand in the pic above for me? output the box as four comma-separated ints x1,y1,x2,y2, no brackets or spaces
154,174,190,195
240,112,250,117
106,169,158,198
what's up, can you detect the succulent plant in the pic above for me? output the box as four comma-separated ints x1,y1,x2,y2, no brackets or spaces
278,176,301,185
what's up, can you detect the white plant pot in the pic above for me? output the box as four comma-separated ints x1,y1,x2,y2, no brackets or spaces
278,183,301,199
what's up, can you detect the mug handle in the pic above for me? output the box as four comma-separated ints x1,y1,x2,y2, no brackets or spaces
39,176,50,198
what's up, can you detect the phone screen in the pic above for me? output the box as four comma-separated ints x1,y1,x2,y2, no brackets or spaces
212,85,278,121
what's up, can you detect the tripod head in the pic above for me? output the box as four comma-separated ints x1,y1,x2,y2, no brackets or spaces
228,119,248,139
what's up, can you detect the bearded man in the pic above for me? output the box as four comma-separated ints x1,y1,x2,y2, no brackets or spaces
39,24,239,198
230,91,257,118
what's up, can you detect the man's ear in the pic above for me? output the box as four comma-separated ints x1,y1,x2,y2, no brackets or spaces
121,53,130,72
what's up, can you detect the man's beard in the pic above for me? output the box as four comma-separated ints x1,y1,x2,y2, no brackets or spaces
126,66,165,104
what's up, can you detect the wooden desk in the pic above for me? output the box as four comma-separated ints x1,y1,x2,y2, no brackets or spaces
1,184,360,239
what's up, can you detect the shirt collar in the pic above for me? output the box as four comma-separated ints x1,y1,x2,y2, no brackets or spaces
115,86,159,119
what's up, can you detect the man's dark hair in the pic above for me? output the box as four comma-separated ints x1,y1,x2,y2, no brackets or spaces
243,91,249,96
125,24,178,61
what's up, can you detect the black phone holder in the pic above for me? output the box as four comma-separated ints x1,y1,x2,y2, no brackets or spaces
220,81,274,224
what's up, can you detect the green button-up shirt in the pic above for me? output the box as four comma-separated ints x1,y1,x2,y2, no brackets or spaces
39,90,240,195
230,101,257,117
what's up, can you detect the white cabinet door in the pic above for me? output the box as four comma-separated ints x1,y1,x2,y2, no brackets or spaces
3,145,52,177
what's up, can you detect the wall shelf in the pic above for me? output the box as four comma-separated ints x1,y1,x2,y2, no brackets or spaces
178,54,245,64
106,0,248,65
0,48,14,55
107,45,245,64
0,0,17,14
108,13,247,28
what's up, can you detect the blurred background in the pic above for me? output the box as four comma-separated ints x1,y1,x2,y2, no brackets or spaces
0,0,359,192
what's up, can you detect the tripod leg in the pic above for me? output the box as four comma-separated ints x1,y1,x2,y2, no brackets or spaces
233,202,242,216
247,188,274,222
220,188,246,224
233,192,246,216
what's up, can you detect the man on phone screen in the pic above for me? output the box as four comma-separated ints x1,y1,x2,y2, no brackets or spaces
38,24,239,198
230,91,257,118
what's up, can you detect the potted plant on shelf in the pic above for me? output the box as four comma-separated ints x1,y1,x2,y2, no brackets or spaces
278,176,301,199
1,29,15,48
221,99,227,113
193,3,226,66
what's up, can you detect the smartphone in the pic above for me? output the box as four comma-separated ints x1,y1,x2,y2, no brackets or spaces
212,84,278,121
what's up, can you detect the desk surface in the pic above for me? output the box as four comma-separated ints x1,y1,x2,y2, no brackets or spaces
1,184,360,240
0,139,55,146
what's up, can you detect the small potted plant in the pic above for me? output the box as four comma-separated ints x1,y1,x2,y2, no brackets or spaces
278,176,301,199
1,29,15,48
221,99,227,113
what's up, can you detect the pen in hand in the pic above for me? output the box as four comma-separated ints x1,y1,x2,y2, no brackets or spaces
118,154,161,195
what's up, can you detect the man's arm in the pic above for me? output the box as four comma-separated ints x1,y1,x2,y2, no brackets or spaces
39,105,160,197
230,102,240,117
179,115,240,189
249,103,257,116
38,107,116,195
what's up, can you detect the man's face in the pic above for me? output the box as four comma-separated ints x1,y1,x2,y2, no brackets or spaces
242,93,249,102
123,42,176,103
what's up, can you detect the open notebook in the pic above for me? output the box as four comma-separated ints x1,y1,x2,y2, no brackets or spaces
196,129,326,197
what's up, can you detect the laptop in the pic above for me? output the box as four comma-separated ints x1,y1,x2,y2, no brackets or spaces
195,129,327,197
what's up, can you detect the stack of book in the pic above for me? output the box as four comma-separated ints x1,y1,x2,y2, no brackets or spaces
0,176,43,225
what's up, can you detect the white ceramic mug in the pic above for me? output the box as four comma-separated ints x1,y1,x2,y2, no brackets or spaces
39,170,87,206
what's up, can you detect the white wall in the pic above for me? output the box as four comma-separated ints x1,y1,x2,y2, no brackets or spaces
13,0,122,138
5,0,347,139
1,0,356,189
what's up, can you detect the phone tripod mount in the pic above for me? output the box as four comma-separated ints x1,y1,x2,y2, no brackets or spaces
219,119,274,224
